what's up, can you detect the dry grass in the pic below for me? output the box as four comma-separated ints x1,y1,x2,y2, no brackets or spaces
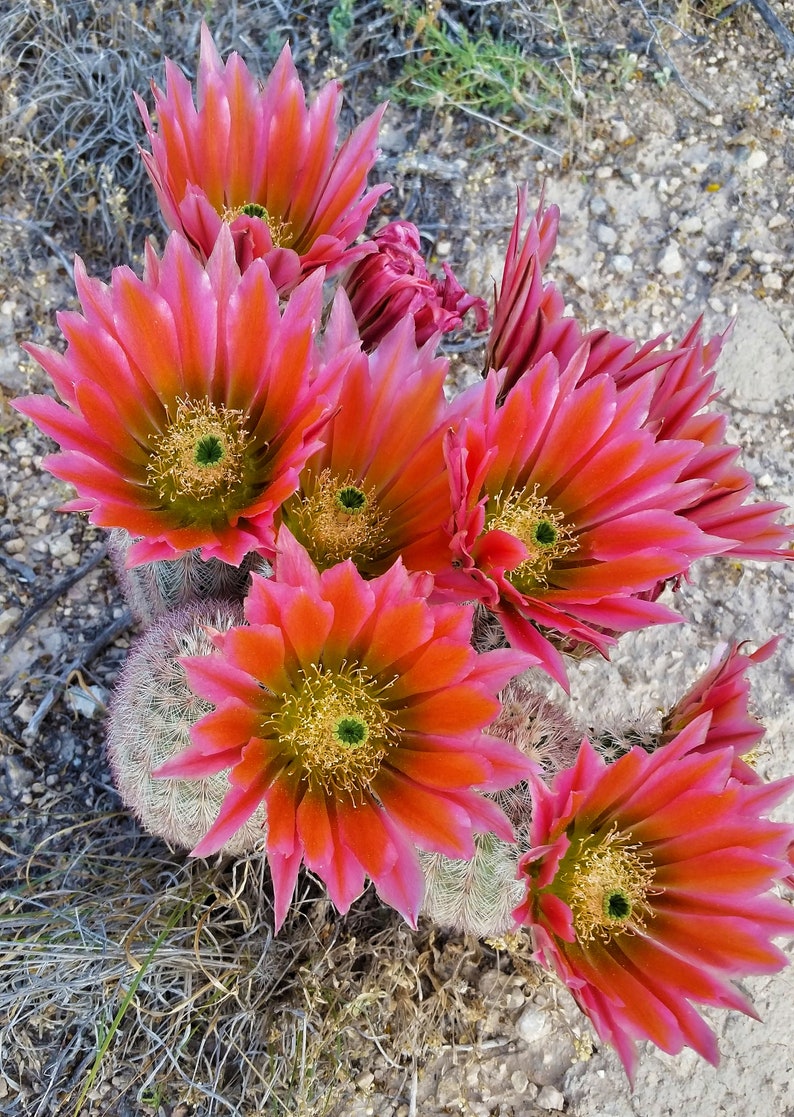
0,795,543,1115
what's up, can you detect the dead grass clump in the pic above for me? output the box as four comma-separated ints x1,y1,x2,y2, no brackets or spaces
1,802,542,1115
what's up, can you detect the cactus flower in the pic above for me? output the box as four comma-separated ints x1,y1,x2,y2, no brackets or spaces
344,220,488,349
515,716,794,1079
14,228,340,567
155,528,534,928
279,295,455,579
441,360,723,687
136,24,388,288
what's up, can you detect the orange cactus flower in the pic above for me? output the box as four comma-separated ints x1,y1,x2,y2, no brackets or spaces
515,716,794,1079
154,528,534,928
136,25,388,289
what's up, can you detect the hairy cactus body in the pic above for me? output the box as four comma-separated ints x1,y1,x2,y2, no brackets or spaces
419,834,526,938
106,600,266,855
108,529,272,624
420,677,583,937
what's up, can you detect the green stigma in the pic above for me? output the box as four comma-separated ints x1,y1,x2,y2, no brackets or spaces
271,663,399,796
282,469,389,571
222,202,293,246
335,486,367,514
147,397,253,520
240,202,269,219
486,485,574,593
605,890,631,921
561,827,658,942
335,717,368,747
195,433,225,467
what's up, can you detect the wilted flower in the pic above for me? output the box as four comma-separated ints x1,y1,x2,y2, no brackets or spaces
344,220,488,349
515,716,794,1078
441,360,720,687
155,529,534,928
14,229,338,567
279,295,455,579
136,24,388,288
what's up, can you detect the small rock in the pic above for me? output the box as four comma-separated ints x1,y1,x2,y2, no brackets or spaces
48,531,75,559
0,607,22,636
747,148,768,170
611,254,633,275
596,224,617,246
610,118,632,143
678,215,703,234
511,1070,530,1093
658,241,683,275
517,1004,553,1044
537,1085,565,1111
3,755,34,797
763,272,783,292
355,1071,374,1091
65,684,108,719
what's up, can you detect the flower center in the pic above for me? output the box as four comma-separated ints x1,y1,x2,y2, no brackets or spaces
282,469,389,572
560,827,657,942
486,486,575,593
223,202,293,247
147,397,250,513
271,663,399,797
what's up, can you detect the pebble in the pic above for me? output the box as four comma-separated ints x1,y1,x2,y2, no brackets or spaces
48,531,74,558
611,254,633,275
596,224,617,246
0,607,21,636
658,241,683,275
747,148,768,170
517,1004,553,1043
2,755,34,797
678,215,703,234
537,1085,566,1111
763,272,783,291
511,1070,530,1093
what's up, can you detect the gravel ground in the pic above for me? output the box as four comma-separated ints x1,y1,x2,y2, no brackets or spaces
2,3,794,1114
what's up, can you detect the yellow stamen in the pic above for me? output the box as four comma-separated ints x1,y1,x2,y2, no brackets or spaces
270,663,399,797
222,202,293,247
487,486,575,592
562,827,657,942
147,397,249,506
284,469,389,570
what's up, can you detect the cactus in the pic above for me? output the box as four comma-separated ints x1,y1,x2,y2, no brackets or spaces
419,834,526,938
420,676,583,937
106,600,266,855
108,528,272,625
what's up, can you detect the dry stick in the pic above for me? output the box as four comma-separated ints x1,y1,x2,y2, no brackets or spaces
634,0,716,111
0,543,109,657
22,609,132,740
720,0,794,56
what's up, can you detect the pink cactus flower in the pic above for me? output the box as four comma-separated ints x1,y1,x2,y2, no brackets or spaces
280,292,456,579
514,716,794,1079
14,228,340,567
154,528,534,928
662,637,780,782
136,25,388,289
441,357,723,688
486,190,793,561
343,220,489,349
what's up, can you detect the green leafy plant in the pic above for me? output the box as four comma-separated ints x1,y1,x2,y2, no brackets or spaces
390,13,571,133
